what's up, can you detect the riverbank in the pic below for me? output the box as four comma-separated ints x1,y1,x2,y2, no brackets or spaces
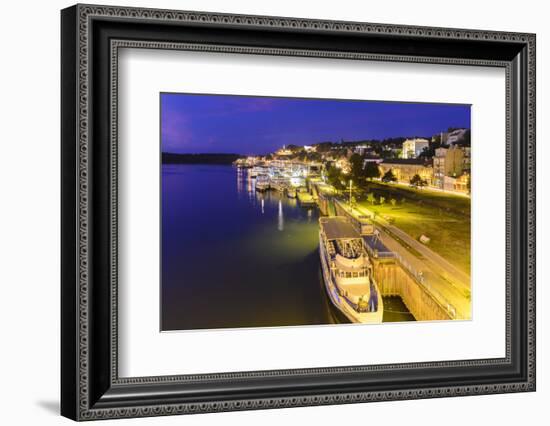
162,152,242,164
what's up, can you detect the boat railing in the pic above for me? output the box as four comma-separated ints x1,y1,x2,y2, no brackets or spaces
329,269,380,314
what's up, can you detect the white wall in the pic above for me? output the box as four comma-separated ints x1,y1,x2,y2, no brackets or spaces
0,0,546,424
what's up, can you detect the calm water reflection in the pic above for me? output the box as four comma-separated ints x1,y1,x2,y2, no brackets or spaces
161,164,341,331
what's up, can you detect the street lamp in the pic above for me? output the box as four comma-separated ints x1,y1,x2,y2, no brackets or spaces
349,179,353,207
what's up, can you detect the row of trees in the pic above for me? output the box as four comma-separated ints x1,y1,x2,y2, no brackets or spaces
325,153,428,192
325,162,346,191
366,193,398,207
325,154,382,191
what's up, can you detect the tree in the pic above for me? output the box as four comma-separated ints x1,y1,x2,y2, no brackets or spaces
381,169,397,183
379,196,386,205
349,153,365,184
390,198,397,208
419,141,445,159
419,178,428,189
286,144,302,153
364,162,381,180
410,174,422,188
326,163,345,192
410,174,428,189
367,192,376,205
462,129,471,146
306,152,321,162
314,142,333,152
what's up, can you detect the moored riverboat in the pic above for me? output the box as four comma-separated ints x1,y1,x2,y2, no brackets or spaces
255,175,271,191
271,177,289,193
297,190,315,206
248,166,265,178
287,187,297,198
319,216,384,323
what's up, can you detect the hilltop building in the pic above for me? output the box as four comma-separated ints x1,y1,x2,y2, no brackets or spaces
446,128,468,145
433,146,465,189
462,146,471,171
354,145,369,155
432,128,469,145
362,156,383,168
402,138,430,159
442,173,470,193
276,145,294,156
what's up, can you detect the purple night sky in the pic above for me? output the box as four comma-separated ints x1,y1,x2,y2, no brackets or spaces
161,93,471,155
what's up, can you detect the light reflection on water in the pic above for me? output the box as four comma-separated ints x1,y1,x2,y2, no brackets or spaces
278,200,284,231
161,164,340,331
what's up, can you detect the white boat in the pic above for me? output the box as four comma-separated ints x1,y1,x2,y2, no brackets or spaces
287,188,297,198
297,191,315,206
319,216,383,323
271,177,289,192
248,167,265,178
255,175,271,191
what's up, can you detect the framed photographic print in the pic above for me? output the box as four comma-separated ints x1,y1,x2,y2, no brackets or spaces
61,4,536,421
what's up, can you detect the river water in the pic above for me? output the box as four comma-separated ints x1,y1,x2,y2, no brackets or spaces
161,164,413,331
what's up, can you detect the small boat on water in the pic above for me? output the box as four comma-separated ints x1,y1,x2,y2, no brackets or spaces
271,178,289,193
248,166,266,178
297,191,315,206
318,216,383,324
233,159,251,168
255,175,271,192
287,188,297,198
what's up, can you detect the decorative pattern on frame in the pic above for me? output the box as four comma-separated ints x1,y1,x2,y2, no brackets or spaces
74,4,535,420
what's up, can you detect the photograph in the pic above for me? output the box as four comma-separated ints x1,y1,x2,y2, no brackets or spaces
160,93,472,331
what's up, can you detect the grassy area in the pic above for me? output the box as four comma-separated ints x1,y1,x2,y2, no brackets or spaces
362,181,470,217
356,183,471,274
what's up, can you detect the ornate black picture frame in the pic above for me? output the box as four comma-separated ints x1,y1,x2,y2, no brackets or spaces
61,4,536,421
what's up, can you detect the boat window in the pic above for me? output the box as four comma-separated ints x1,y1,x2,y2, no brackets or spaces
353,272,358,278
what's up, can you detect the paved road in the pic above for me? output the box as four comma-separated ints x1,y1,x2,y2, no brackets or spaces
357,204,471,293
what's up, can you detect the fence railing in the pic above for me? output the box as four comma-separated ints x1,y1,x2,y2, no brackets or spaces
392,251,458,319
365,235,458,320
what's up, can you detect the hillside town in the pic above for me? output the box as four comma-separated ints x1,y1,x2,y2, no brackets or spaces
235,127,471,195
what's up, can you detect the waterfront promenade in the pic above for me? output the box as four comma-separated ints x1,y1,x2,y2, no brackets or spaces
356,203,470,295
336,200,470,319
312,180,471,320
